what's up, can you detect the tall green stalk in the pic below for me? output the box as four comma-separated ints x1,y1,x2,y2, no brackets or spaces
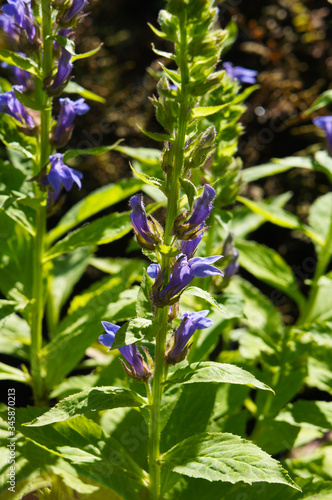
30,0,53,405
147,10,192,497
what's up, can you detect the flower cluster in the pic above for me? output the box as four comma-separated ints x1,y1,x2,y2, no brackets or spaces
0,0,90,202
100,184,223,376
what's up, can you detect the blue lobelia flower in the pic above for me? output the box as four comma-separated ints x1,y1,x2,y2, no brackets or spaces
59,0,88,27
47,48,73,94
0,85,34,127
148,253,223,306
53,97,90,146
165,310,213,364
223,62,258,84
313,116,332,156
99,321,152,381
0,0,37,46
174,185,215,240
47,153,83,195
180,226,204,259
130,194,162,250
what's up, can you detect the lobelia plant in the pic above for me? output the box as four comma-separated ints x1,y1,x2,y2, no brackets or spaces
11,0,302,498
3,0,331,499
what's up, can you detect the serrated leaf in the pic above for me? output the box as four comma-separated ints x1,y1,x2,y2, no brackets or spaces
45,212,131,260
190,104,227,119
111,317,154,349
130,163,164,191
182,286,224,313
159,432,300,488
164,362,273,392
63,81,106,103
24,387,146,426
0,49,39,76
17,409,147,486
47,178,142,244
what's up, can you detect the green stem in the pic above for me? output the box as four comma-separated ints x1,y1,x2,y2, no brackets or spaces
30,0,53,405
297,213,332,325
148,9,191,499
148,306,168,500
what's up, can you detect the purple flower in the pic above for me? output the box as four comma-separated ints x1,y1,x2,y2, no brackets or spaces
99,321,152,381
59,0,88,27
0,85,34,127
180,227,204,259
224,249,240,278
174,185,215,240
223,62,258,84
53,97,90,147
47,48,73,94
166,310,213,363
149,253,223,306
130,194,161,250
0,0,37,45
47,153,83,195
313,116,332,156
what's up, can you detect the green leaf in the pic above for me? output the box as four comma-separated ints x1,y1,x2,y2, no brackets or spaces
0,114,36,158
62,139,123,162
47,34,76,55
17,410,147,486
72,43,103,61
137,125,171,142
24,387,146,426
0,361,30,383
158,245,179,257
41,272,138,388
0,49,39,76
49,247,94,326
243,156,314,183
115,145,161,165
63,81,106,103
235,239,305,308
2,205,35,236
47,178,142,244
305,90,332,114
159,432,300,488
164,362,273,392
179,177,197,209
237,196,323,247
13,88,46,111
306,273,332,323
45,211,131,260
0,298,27,322
314,150,332,183
277,400,332,431
111,317,154,349
309,192,332,257
130,163,164,191
136,269,154,320
190,104,227,119
182,286,225,313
